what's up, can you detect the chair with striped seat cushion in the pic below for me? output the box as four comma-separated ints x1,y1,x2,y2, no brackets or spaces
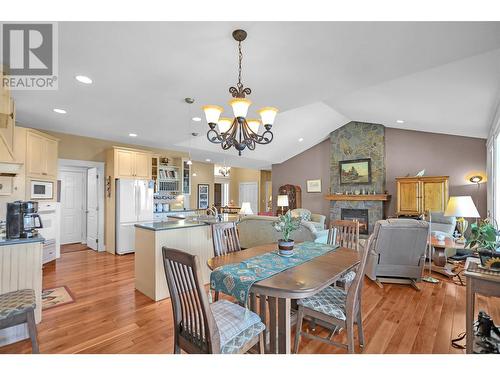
294,233,374,354
0,289,39,353
162,247,265,354
211,299,265,349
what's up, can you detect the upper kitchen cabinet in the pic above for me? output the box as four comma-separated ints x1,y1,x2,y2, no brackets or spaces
26,130,59,179
0,78,15,161
110,147,152,179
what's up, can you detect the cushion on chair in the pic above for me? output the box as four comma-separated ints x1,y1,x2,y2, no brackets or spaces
0,289,36,320
210,299,264,349
297,286,347,320
336,270,356,287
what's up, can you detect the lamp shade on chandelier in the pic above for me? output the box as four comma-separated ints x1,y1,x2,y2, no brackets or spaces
203,29,278,156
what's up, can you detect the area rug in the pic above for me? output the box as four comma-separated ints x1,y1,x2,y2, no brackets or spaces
42,286,75,310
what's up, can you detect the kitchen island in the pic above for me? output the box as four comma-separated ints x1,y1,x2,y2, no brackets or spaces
0,236,44,347
134,216,237,301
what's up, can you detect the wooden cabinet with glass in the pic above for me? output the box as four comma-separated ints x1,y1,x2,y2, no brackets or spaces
396,176,449,216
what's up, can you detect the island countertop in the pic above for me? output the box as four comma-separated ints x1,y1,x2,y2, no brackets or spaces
135,214,240,231
0,236,45,247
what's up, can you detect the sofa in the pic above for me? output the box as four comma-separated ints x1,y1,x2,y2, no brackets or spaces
365,218,429,289
289,208,326,231
237,215,328,249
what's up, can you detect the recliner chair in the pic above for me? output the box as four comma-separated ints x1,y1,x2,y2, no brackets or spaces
365,218,429,290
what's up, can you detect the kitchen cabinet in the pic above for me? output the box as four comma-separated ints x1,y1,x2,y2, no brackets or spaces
182,158,191,195
113,147,152,179
396,176,449,216
26,130,59,179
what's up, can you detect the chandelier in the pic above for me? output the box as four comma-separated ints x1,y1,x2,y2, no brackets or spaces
203,29,278,156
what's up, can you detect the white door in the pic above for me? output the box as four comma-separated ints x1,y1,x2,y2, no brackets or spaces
137,180,154,222
60,169,86,244
239,182,258,214
86,167,99,251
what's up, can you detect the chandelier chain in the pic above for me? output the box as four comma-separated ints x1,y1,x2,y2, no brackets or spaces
237,41,243,90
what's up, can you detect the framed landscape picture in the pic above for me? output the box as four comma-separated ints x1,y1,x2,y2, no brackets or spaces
197,184,209,209
339,158,371,185
306,179,322,193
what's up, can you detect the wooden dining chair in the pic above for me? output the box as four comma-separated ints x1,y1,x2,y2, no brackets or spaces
211,222,242,257
293,233,374,354
162,246,265,354
328,220,361,290
328,219,360,251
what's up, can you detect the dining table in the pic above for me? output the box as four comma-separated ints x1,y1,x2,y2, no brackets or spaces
207,242,361,354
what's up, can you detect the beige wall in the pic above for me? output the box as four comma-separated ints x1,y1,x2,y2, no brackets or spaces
189,162,215,209
259,170,272,212
43,130,188,162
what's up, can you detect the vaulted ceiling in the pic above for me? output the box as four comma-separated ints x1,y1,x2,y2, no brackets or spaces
10,22,500,169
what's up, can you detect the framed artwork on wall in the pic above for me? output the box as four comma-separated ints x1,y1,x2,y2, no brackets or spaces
197,184,209,209
306,179,322,193
339,158,372,185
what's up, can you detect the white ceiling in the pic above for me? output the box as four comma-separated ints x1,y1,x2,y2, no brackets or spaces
9,22,500,169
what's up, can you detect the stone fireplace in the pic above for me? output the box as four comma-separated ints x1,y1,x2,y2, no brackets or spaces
341,208,369,234
329,122,386,235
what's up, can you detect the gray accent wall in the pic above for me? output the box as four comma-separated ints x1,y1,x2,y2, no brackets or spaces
272,126,487,224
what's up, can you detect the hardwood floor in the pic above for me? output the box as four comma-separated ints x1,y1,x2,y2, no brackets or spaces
60,243,90,254
0,246,498,354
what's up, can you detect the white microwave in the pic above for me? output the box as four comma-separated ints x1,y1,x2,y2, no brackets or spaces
30,180,54,199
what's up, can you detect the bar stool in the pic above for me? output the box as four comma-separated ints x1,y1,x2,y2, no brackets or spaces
0,289,39,353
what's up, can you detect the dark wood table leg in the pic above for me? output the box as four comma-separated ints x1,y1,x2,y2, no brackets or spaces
268,296,277,354
278,297,291,354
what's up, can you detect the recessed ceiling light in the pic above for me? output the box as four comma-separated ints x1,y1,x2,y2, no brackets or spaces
396,120,405,124
192,173,197,177
205,158,211,162
75,75,93,84
128,133,138,137
298,137,304,142
192,117,201,122
53,108,67,114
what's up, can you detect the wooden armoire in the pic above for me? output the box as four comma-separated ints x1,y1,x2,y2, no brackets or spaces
277,184,302,215
396,176,449,216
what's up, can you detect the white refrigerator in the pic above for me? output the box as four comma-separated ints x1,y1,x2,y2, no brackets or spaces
115,179,154,254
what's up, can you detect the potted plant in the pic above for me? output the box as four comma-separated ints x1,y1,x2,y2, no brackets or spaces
272,211,301,255
465,219,500,267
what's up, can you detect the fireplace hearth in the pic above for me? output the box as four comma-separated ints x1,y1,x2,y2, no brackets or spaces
341,208,369,235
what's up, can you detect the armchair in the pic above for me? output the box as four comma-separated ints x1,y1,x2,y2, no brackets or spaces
289,208,326,231
365,218,429,290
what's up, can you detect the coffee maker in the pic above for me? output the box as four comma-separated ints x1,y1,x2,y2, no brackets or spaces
6,201,43,239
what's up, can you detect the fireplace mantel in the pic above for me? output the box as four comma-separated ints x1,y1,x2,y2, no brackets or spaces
325,194,391,202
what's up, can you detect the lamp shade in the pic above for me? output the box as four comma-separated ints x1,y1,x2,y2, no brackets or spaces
246,118,261,134
277,195,289,207
257,107,278,126
218,117,232,134
444,196,480,218
239,202,253,215
229,98,251,118
202,105,223,124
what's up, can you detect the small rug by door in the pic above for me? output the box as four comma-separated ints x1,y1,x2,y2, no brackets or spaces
42,286,75,310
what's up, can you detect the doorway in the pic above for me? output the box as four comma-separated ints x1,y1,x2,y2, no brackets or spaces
58,159,105,252
239,182,258,214
59,167,86,245
214,182,230,209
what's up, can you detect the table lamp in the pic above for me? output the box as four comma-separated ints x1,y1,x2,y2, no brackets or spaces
277,195,289,215
239,202,253,215
444,196,480,244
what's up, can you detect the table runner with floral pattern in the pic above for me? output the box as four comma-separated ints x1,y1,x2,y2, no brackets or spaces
210,241,339,305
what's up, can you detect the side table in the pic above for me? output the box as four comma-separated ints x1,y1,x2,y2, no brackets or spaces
464,257,500,353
